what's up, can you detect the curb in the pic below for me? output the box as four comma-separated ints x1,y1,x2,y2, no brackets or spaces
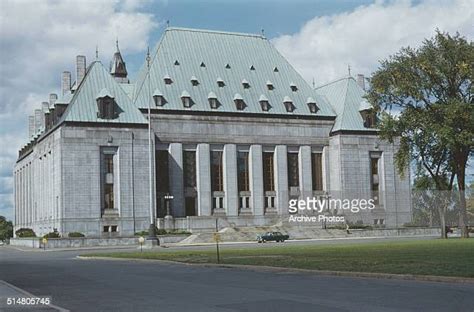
77,256,474,284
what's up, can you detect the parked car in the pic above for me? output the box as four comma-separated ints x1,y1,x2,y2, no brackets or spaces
256,232,289,243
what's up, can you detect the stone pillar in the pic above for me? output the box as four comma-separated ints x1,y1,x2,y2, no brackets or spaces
299,146,312,200
196,143,212,216
168,143,185,217
274,145,289,215
223,144,238,216
249,145,264,216
322,146,330,191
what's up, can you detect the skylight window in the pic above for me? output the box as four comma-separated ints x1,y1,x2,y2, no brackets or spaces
259,94,270,112
200,62,206,67
290,82,298,92
217,77,225,88
266,80,274,91
164,75,173,85
225,64,231,69
306,97,318,114
208,92,219,109
174,60,180,66
283,96,295,112
250,65,255,71
234,93,246,110
190,76,199,86
273,67,279,72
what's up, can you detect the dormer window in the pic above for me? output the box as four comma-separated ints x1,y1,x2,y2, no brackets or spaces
96,88,117,119
290,82,298,92
306,97,319,114
234,93,246,110
217,77,225,88
164,75,173,85
259,95,270,112
208,92,219,109
242,79,250,89
225,64,231,69
200,62,206,67
181,90,192,108
273,67,279,72
359,100,376,128
153,89,166,106
266,80,274,90
174,60,180,66
191,76,199,86
250,65,255,71
283,96,295,112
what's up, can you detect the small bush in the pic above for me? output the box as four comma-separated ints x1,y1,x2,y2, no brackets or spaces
134,228,191,236
68,232,85,238
134,230,149,237
43,231,60,239
15,228,36,238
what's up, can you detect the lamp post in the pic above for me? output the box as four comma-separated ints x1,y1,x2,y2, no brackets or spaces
42,237,47,251
146,47,158,245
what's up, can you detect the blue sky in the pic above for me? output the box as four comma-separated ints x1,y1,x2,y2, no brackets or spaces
0,0,472,222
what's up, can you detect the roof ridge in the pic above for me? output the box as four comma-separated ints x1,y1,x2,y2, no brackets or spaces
337,78,351,130
166,27,265,39
315,76,354,90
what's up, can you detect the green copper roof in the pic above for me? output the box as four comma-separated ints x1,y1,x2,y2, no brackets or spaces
133,27,335,117
315,76,375,132
62,61,146,124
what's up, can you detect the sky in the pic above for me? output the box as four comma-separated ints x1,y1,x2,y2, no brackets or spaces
0,0,473,221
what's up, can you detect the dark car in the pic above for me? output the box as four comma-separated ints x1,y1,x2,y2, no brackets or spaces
256,231,289,243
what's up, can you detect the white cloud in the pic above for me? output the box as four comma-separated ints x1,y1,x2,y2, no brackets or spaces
0,0,157,220
272,0,474,86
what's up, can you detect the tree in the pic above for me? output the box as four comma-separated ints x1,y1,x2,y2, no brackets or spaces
0,216,13,242
367,30,473,238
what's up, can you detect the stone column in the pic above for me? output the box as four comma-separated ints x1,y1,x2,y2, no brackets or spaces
168,143,185,217
322,146,330,191
274,145,289,215
223,144,238,216
299,146,313,200
249,145,264,216
196,143,212,216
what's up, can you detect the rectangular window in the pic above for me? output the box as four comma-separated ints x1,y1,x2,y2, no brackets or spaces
311,153,323,191
263,152,275,191
287,153,299,187
156,150,170,193
211,151,223,192
371,157,380,205
101,147,117,211
183,151,196,188
237,151,250,192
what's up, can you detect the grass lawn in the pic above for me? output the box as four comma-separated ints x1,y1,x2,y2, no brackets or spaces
83,239,474,278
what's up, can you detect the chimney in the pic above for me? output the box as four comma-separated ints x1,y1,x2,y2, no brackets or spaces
357,74,365,91
62,71,71,96
76,55,86,87
28,115,35,138
49,93,58,107
34,109,42,133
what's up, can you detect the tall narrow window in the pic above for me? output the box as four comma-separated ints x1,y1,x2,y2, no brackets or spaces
237,152,249,192
263,152,275,191
371,156,380,205
156,150,170,193
311,153,323,191
211,151,223,192
287,153,299,187
183,151,196,188
101,148,117,211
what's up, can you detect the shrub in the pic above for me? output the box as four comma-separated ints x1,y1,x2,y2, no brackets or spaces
134,228,191,236
43,231,60,239
134,230,149,237
68,232,85,238
15,228,36,238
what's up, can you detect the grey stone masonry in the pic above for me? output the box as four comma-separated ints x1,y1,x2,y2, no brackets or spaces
223,144,238,216
274,145,289,215
299,145,313,199
249,144,264,216
168,143,185,217
196,143,212,216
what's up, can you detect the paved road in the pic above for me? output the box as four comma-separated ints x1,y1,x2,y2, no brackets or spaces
1,242,473,312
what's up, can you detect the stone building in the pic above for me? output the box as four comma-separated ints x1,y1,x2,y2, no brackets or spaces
13,28,411,237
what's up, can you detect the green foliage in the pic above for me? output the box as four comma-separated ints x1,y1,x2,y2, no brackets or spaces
68,232,85,238
15,228,36,238
43,231,60,238
0,216,13,241
134,228,190,237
